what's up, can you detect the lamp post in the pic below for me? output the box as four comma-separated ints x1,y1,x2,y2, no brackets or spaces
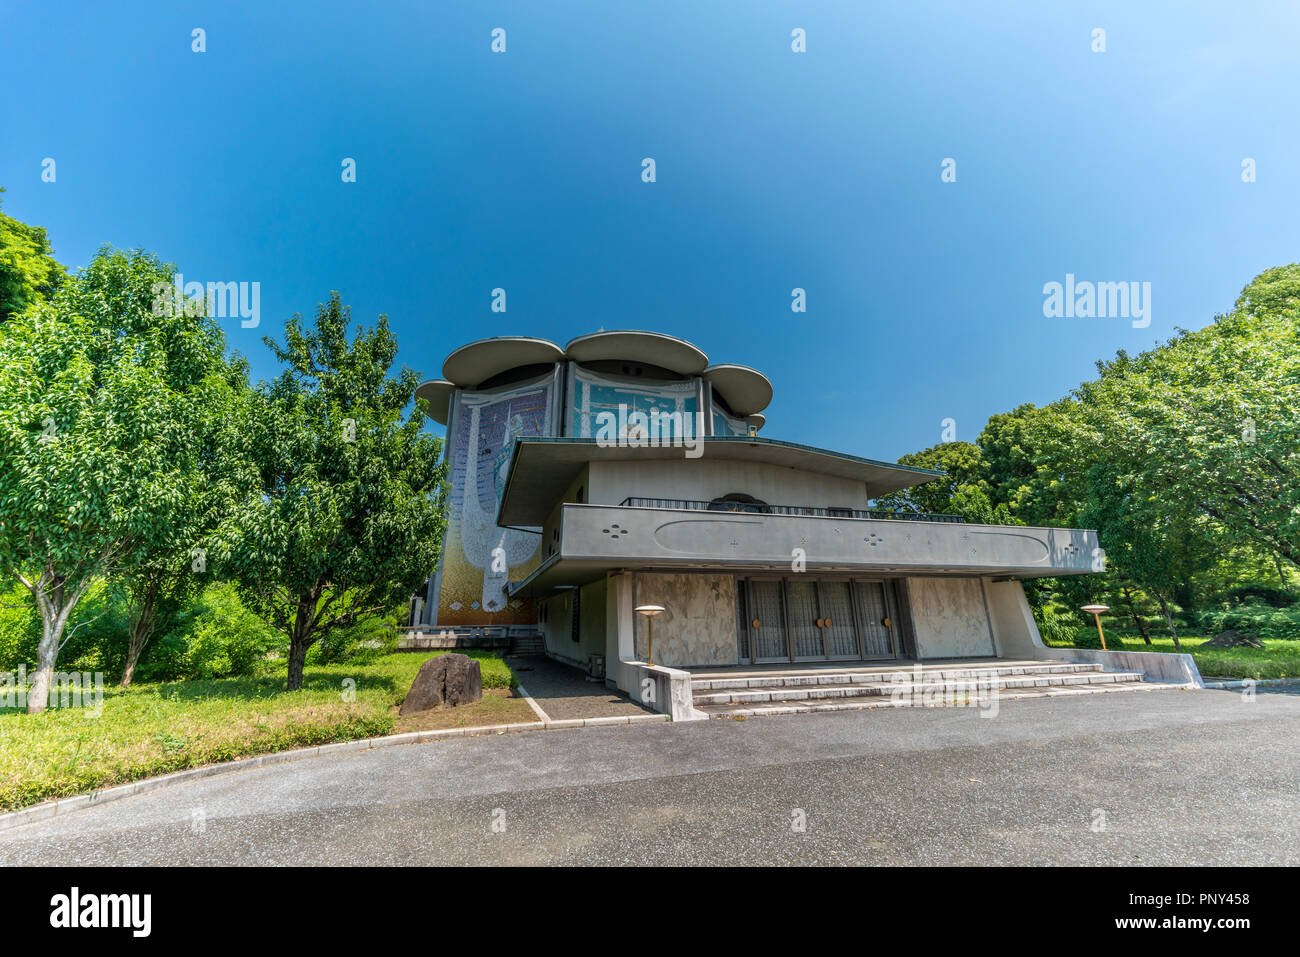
635,605,666,666
1081,604,1110,650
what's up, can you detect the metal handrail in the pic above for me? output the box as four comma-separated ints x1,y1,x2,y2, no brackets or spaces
617,497,964,524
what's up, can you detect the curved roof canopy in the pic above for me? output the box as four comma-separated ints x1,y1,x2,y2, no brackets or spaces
441,336,564,388
746,412,766,432
414,379,456,425
563,330,708,377
424,330,774,423
704,364,773,417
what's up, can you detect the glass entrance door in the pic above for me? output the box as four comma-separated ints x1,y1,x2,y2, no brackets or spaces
852,580,897,658
819,581,858,658
784,580,824,659
748,580,788,661
741,577,906,662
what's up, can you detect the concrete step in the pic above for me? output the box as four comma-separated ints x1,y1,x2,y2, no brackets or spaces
699,676,1190,718
691,661,1105,693
693,668,1146,707
508,637,546,656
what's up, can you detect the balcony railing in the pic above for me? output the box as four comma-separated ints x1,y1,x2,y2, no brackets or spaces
617,497,964,524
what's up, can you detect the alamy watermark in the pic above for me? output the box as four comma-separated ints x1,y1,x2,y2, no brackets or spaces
1042,274,1150,328
594,404,704,459
151,273,260,328
889,664,999,717
2,665,103,717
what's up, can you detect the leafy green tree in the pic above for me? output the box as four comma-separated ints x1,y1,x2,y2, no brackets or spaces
0,248,231,712
1073,271,1299,571
0,188,66,322
976,405,1041,510
116,355,251,686
216,293,447,690
876,441,983,515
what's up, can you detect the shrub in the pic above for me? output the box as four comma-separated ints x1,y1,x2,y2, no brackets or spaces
1033,604,1081,646
1195,601,1300,641
1222,584,1296,608
135,583,283,682
310,603,403,665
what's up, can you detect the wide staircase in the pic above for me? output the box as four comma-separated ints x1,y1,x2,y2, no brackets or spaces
692,660,1176,718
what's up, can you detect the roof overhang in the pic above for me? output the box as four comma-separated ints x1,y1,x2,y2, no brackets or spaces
414,379,456,425
497,436,942,527
441,336,564,387
704,364,773,416
563,330,708,376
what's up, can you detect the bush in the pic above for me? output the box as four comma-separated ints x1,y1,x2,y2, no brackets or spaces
1222,584,1296,608
1195,601,1300,641
310,604,403,665
1033,604,1081,646
134,582,283,682
0,579,128,673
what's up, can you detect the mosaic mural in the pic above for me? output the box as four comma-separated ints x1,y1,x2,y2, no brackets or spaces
436,374,555,625
569,366,699,441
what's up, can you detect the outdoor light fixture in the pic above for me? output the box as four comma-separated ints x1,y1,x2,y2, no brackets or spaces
1081,604,1110,650
635,604,666,666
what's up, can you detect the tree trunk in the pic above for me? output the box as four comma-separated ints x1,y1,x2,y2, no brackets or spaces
1155,593,1183,652
1121,586,1152,645
285,599,316,691
29,612,61,715
121,576,162,687
24,570,79,715
120,616,148,688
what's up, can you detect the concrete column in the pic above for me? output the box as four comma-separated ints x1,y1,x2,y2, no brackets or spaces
605,572,636,693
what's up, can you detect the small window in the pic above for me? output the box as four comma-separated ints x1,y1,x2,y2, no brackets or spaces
707,493,770,514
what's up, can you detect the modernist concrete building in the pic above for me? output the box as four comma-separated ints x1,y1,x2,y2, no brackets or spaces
411,331,1120,711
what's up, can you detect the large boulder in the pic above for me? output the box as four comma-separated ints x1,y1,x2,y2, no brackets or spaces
399,654,483,715
1204,630,1264,649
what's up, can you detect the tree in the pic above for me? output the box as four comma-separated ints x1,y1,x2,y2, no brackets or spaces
115,356,251,686
0,248,231,712
0,187,66,322
1072,270,1299,571
217,293,447,690
875,441,983,515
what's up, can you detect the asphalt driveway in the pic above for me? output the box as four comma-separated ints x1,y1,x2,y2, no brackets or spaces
2,686,1297,865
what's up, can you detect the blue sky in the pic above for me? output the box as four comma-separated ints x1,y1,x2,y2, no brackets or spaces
3,1,1298,459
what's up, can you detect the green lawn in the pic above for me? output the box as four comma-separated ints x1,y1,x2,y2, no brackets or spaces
0,650,517,813
1049,630,1300,681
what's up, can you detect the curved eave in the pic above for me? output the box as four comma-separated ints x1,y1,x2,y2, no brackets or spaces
414,379,456,425
441,337,564,387
746,412,765,432
563,330,708,376
704,364,773,416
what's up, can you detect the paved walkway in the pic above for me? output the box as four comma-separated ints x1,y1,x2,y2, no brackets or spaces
508,655,655,721
2,687,1297,864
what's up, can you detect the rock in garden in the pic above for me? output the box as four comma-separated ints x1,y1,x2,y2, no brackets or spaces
1204,630,1264,649
399,654,482,715
441,652,482,707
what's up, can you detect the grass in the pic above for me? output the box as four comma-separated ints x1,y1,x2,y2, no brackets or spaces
0,650,519,813
1047,629,1300,681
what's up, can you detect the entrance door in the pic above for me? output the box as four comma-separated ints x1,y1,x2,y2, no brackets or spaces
852,580,896,657
784,580,824,659
818,581,858,658
748,580,788,661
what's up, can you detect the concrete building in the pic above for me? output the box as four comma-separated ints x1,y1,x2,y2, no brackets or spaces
410,331,1124,713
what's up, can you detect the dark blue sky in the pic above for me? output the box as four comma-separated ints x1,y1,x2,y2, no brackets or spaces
4,2,1298,458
